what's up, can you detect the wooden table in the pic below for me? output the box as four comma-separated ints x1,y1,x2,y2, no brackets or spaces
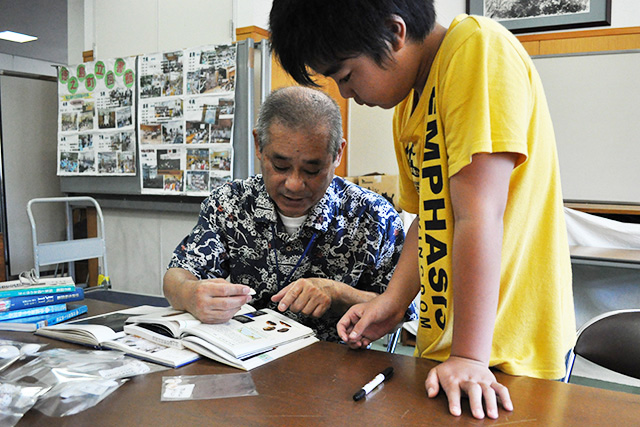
4,299,640,426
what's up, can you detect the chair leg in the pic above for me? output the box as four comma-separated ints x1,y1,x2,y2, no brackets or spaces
562,349,576,383
386,328,402,354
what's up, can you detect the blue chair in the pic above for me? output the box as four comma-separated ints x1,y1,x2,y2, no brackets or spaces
563,309,640,383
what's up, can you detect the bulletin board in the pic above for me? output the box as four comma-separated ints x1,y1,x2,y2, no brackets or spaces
59,39,258,199
137,44,236,197
57,57,137,176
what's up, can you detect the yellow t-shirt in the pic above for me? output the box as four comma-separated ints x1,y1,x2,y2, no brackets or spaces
394,14,575,379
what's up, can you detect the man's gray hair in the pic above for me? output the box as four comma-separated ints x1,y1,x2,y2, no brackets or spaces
255,86,343,159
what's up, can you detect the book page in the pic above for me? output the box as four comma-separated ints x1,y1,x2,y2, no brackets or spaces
126,311,200,337
182,309,314,358
126,304,254,337
182,335,318,371
103,335,199,368
36,305,173,344
36,324,124,346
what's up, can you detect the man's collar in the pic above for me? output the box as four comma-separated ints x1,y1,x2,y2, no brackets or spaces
254,175,338,233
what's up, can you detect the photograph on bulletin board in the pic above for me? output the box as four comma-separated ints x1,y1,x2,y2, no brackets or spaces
138,44,236,196
57,57,137,176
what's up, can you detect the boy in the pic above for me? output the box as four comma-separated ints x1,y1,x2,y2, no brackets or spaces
269,0,575,420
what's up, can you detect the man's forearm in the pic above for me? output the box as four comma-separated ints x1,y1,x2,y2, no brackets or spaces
329,280,378,314
163,267,199,311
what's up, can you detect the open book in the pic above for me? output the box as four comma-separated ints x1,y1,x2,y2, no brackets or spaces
126,305,318,370
35,305,200,368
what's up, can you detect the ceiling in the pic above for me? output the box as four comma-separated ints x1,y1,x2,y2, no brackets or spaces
0,0,68,64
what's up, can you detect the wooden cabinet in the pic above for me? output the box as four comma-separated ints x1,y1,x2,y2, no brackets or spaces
517,26,640,57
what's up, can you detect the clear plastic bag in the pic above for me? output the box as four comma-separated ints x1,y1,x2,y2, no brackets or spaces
2,348,164,417
0,381,49,427
161,373,258,401
0,339,46,374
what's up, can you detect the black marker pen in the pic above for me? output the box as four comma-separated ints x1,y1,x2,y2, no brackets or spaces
353,366,394,401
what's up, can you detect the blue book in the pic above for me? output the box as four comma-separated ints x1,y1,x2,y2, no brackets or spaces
0,303,67,322
0,304,88,332
0,284,76,299
0,288,84,312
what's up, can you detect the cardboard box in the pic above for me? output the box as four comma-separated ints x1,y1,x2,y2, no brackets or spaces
343,176,360,185
354,174,400,211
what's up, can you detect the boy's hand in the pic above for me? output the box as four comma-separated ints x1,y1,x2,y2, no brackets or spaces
425,356,513,420
337,294,405,348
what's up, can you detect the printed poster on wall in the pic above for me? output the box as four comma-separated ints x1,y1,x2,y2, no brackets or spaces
57,57,137,176
138,43,235,196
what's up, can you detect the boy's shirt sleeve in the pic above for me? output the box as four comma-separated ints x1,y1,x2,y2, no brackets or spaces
439,23,531,177
393,101,421,214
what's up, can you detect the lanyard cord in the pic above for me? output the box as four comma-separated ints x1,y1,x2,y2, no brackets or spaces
272,223,317,288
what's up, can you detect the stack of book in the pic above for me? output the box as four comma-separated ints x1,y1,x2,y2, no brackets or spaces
36,304,318,370
0,276,87,332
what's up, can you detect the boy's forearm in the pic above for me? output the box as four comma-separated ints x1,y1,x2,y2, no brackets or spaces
448,152,515,365
383,217,422,309
449,218,502,365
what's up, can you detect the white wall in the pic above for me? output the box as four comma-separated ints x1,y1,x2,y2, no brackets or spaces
91,0,233,59
103,209,197,296
234,0,271,29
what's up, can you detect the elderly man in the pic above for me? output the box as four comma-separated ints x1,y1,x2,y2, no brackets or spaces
163,86,408,341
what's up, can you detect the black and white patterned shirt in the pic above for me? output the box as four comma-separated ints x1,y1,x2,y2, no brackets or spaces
169,174,406,341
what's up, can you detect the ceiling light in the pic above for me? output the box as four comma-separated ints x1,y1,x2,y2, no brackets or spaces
0,31,38,43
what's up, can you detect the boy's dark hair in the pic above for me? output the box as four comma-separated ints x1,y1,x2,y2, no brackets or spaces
269,0,436,86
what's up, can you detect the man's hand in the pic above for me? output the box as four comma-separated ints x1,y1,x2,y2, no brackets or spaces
336,294,405,349
182,277,254,323
271,278,379,318
271,278,335,318
425,356,513,420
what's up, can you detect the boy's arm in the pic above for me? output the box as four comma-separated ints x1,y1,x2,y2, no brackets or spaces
426,152,517,419
336,218,422,347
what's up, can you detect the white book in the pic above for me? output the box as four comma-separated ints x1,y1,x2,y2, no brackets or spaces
126,305,317,370
0,276,75,290
182,335,318,371
35,305,200,368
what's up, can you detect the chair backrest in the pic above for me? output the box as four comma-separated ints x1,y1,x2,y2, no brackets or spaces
26,196,108,287
565,309,640,382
